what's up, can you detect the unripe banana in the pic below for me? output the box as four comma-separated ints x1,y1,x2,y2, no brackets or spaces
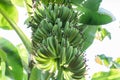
60,47,66,66
27,2,86,80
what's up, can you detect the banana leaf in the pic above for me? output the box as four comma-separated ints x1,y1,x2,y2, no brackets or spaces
0,0,18,30
92,69,120,80
0,37,24,80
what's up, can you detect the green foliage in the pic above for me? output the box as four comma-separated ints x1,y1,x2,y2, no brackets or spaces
95,54,120,68
74,0,114,25
81,25,99,51
79,10,114,25
0,59,6,80
71,0,84,5
0,37,24,80
96,27,111,41
16,44,29,73
81,0,102,11
0,49,7,61
0,0,18,30
93,54,120,80
96,54,112,66
30,67,50,80
11,0,24,6
92,69,120,80
115,58,120,64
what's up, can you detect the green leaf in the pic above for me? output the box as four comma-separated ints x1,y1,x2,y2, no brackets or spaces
11,0,32,7
11,0,24,7
110,58,120,69
71,0,84,5
96,27,111,41
110,64,117,69
79,9,114,25
0,7,32,53
0,0,18,30
97,54,113,67
16,44,29,73
92,69,120,80
0,37,24,80
81,25,99,51
30,67,50,80
95,55,103,65
115,58,120,64
0,49,7,61
16,44,28,80
111,62,120,69
0,60,6,80
103,59,110,67
96,55,120,68
82,0,102,11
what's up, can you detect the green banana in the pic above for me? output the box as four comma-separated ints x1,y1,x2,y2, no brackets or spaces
68,48,78,67
37,8,46,18
65,46,74,64
50,10,56,22
52,25,58,35
71,61,86,73
72,67,86,79
74,65,86,74
40,28,48,37
64,21,70,38
54,4,59,17
56,18,62,28
46,37,59,58
69,11,77,22
40,45,54,58
61,38,66,47
35,57,49,64
53,37,59,56
61,6,70,22
35,27,47,38
47,37,56,55
68,28,79,43
46,46,56,58
43,20,52,34
69,54,85,72
37,50,49,59
63,70,72,80
37,60,54,70
60,47,66,66
71,34,82,47
45,9,53,22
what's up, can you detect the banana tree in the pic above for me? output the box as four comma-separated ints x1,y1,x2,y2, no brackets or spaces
0,0,114,80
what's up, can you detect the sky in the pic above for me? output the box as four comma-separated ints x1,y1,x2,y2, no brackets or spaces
0,0,120,79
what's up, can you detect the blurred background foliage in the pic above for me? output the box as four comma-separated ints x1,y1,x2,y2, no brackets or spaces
92,54,120,80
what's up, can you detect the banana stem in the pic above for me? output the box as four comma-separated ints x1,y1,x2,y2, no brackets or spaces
0,8,32,54
57,60,64,80
0,59,6,80
46,74,51,80
57,68,64,80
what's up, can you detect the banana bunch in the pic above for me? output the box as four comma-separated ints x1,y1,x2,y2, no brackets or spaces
27,2,86,80
34,36,86,79
35,36,58,73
